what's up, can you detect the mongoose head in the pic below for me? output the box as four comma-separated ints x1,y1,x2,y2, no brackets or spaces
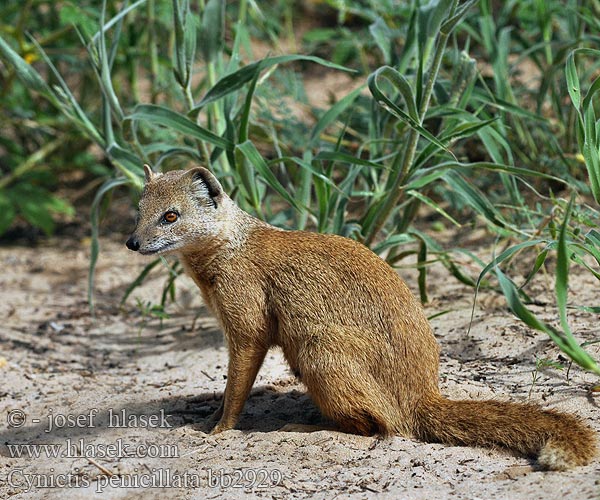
126,165,225,255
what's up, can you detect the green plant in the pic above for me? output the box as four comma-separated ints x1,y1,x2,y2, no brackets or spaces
135,297,170,336
1,0,600,377
0,161,76,236
0,0,353,307
471,195,600,375
301,0,562,295
566,47,600,205
0,1,109,236
528,357,564,400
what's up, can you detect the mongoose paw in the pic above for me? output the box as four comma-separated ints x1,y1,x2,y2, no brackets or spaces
210,422,233,435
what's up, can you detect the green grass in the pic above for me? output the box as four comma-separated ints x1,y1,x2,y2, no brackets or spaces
1,0,599,376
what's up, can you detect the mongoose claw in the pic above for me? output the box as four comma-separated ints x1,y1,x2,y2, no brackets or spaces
209,422,233,435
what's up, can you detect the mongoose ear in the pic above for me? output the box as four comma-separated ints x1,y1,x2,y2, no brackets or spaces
187,167,223,200
143,164,154,182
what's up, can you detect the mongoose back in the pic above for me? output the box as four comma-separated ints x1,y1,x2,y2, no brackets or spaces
126,165,596,471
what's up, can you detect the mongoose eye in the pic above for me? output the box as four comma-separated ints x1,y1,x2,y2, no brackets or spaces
162,211,179,224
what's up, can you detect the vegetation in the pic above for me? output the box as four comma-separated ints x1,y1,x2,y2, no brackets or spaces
1,0,600,376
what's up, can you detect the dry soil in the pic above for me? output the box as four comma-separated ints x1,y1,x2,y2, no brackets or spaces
0,236,599,499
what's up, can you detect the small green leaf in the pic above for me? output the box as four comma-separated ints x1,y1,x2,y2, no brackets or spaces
369,17,393,64
193,55,355,111
565,52,581,110
440,0,478,34
46,195,75,216
423,0,454,37
407,190,461,227
368,66,450,153
125,104,234,151
310,85,365,147
0,193,17,235
582,73,600,112
442,171,507,229
199,0,224,63
555,194,574,336
0,35,55,99
236,141,301,211
19,197,55,235
315,150,386,170
89,177,132,313
121,258,162,305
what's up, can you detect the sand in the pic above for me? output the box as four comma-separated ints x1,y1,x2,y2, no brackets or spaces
1,237,598,499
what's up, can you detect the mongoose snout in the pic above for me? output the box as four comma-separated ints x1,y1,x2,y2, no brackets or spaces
125,236,141,252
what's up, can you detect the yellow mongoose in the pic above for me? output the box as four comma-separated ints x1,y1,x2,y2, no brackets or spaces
126,165,596,470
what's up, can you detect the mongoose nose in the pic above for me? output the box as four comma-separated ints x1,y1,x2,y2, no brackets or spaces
126,236,140,251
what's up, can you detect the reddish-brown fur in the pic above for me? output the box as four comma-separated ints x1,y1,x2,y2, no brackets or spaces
127,166,597,470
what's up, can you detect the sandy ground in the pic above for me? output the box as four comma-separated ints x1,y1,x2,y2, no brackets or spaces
0,235,599,499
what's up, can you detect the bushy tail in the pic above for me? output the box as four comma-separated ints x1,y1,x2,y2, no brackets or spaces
415,395,596,470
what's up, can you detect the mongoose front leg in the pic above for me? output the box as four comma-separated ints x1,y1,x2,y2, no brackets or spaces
210,342,268,434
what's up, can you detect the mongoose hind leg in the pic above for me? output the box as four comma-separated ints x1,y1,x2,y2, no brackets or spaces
306,373,397,436
295,332,402,437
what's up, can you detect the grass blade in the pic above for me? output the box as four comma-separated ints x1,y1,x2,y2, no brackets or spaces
236,140,301,211
121,258,162,305
199,0,224,63
89,177,131,314
556,194,574,335
193,55,355,112
309,85,364,147
125,104,234,151
368,66,450,154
